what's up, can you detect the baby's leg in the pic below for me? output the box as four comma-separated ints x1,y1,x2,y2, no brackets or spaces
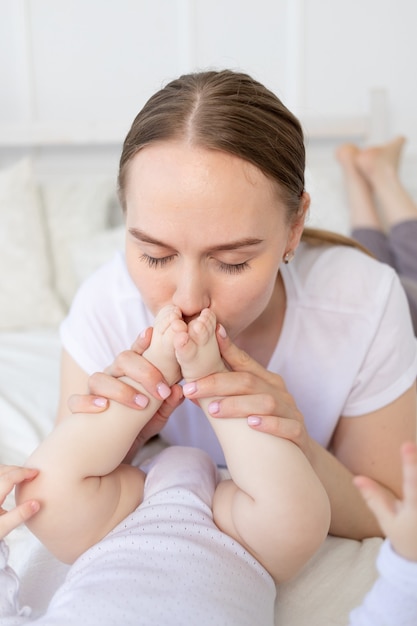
174,310,331,583
17,305,184,563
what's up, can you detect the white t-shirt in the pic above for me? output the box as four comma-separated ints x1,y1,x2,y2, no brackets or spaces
0,447,276,625
60,242,417,466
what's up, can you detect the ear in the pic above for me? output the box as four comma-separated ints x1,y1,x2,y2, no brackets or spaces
286,192,310,252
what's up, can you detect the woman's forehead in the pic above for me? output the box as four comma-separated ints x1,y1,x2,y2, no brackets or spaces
125,141,281,215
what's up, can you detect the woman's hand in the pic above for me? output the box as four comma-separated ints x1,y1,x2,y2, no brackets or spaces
67,327,184,448
0,466,40,539
183,326,312,457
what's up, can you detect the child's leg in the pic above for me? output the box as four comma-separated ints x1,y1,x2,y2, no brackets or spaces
174,309,331,583
357,136,417,227
336,144,394,265
17,305,184,563
336,143,382,231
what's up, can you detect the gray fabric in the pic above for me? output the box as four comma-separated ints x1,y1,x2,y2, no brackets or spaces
352,228,394,266
389,221,417,279
352,223,417,335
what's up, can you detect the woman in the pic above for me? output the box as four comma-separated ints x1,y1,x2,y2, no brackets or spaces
61,69,416,541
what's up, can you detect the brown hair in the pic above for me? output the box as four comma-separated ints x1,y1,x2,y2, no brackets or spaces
118,69,368,254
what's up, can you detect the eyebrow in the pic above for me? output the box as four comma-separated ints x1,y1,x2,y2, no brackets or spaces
128,227,263,252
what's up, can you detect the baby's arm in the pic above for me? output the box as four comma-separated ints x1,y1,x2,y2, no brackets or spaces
16,306,182,564
349,442,417,625
174,310,331,583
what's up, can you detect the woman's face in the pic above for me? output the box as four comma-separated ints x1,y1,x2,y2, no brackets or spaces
124,141,306,339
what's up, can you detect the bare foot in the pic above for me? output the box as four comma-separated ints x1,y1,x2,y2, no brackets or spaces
335,143,381,230
356,136,406,186
355,136,417,226
335,143,360,170
173,308,227,381
143,304,185,385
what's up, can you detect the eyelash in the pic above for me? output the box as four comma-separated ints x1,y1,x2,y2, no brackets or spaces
139,254,249,274
139,254,175,269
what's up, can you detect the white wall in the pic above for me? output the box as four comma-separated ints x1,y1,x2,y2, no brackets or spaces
1,0,417,226
2,0,417,143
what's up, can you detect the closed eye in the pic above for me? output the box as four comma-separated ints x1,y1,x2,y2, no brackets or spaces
139,253,175,268
217,260,250,274
139,253,250,274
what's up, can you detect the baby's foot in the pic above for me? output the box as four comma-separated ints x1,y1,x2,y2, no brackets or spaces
143,305,185,385
173,309,227,381
356,136,406,185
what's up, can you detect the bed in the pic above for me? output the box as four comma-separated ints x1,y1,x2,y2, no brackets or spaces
0,104,403,624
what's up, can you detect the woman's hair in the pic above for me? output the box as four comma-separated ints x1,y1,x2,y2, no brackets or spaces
118,70,304,220
118,69,369,254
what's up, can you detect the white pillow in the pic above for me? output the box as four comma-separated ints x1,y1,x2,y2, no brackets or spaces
69,225,125,286
305,164,350,235
0,159,65,330
41,178,117,308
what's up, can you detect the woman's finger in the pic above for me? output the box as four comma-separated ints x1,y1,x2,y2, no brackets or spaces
216,326,271,378
67,393,110,414
183,370,273,400
103,353,173,401
130,326,153,353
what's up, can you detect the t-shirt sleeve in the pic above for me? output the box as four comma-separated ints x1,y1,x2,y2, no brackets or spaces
60,253,152,374
343,269,417,416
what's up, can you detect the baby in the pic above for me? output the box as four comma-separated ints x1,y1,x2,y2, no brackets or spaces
0,305,330,624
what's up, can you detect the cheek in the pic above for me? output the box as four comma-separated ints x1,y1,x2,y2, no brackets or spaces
125,252,172,315
215,265,279,335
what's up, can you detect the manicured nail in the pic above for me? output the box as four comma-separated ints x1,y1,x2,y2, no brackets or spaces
157,382,171,400
208,401,220,415
93,397,108,408
218,324,227,339
183,382,197,396
134,394,149,408
248,415,262,426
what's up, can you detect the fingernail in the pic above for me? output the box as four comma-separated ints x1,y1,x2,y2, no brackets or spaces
134,394,149,408
248,415,262,426
157,382,171,400
30,501,40,513
93,397,108,407
140,328,147,339
208,401,220,415
218,324,227,339
183,382,197,396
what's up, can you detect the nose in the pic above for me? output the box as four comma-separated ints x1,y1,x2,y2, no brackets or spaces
172,264,210,321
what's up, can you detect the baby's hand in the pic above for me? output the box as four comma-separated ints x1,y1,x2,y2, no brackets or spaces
0,466,40,539
354,442,417,561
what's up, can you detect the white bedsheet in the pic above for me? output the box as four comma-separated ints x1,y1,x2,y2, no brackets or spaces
0,329,381,625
